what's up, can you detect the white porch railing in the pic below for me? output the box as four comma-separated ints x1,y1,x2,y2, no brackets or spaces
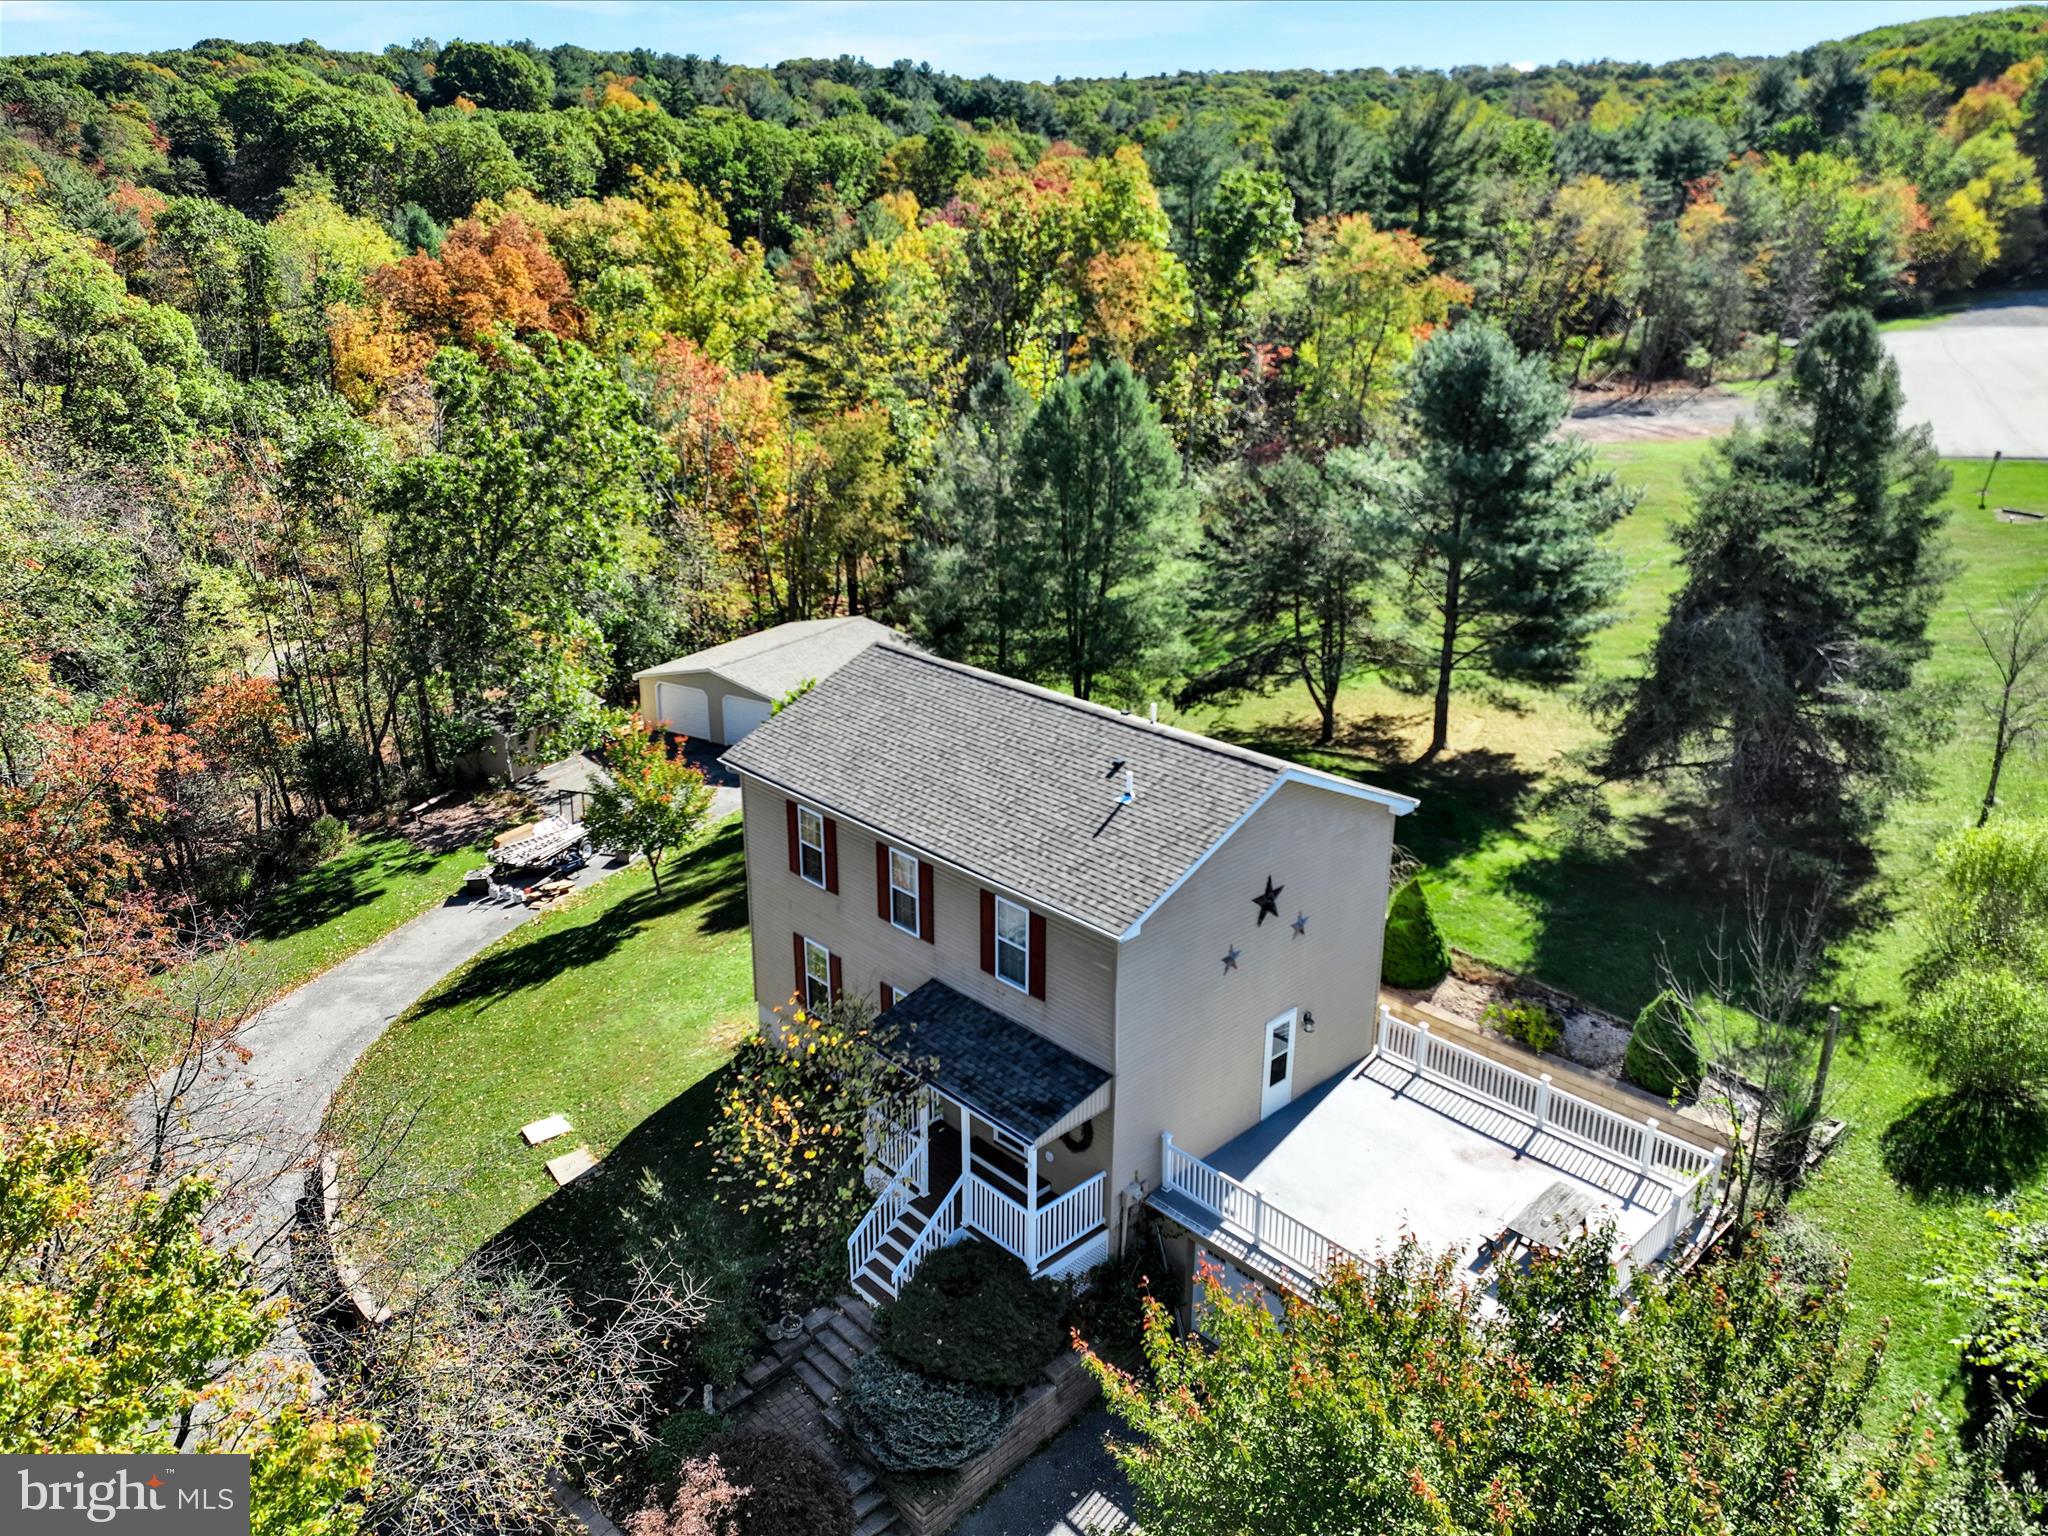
966,1175,1030,1261
848,1166,918,1283
1160,1132,1360,1286
1375,1007,1725,1189
889,1173,966,1293
1037,1172,1107,1261
865,1089,935,1193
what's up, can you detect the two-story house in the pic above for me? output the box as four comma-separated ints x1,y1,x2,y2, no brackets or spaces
722,642,1725,1310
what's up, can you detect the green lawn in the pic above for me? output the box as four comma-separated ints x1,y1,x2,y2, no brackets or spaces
1195,448,2048,1426
236,833,491,1002
326,817,755,1285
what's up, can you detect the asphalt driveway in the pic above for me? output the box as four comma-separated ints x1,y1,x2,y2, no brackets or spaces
1885,292,2048,459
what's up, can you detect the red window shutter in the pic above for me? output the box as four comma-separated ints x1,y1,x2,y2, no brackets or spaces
979,890,996,974
918,862,936,944
876,842,891,922
785,801,799,874
829,953,843,1002
880,982,895,1011
1028,912,1047,999
823,818,840,893
792,932,805,1003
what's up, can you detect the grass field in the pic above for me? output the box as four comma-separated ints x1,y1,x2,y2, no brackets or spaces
235,833,491,1002
1195,447,2048,1428
327,817,756,1281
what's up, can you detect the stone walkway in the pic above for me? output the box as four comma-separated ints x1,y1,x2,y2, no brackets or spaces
720,1295,902,1536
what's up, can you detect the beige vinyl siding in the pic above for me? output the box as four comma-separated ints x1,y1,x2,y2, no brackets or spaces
738,781,1118,1071
1108,780,1398,1214
637,672,774,746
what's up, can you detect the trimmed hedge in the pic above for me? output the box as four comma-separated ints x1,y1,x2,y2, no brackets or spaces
843,1351,1005,1472
1382,876,1450,988
1625,989,1706,1098
882,1238,1064,1389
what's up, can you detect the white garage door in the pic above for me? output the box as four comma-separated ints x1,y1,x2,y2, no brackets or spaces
655,681,710,740
721,694,774,743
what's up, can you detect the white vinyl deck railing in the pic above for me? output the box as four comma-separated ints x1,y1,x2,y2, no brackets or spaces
1158,1012,1727,1294
1374,1008,1724,1189
1160,1132,1362,1285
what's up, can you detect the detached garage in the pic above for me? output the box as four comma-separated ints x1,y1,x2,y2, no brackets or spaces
632,617,904,747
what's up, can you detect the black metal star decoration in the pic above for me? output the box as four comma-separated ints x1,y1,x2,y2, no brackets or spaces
1253,876,1284,925
1221,945,1241,973
1291,911,1309,939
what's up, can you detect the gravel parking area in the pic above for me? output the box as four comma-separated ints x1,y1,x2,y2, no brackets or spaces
1886,292,2048,459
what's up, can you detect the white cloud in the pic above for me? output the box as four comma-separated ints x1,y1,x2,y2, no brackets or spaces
1511,59,1536,73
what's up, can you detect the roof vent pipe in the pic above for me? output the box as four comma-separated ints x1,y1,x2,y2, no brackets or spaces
1148,702,1158,724
1121,768,1135,805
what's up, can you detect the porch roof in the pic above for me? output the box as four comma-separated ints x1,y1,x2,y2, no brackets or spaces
875,980,1111,1144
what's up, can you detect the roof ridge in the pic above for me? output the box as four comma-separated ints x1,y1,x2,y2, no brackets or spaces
867,643,1359,788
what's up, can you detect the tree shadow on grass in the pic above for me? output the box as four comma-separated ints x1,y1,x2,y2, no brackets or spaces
243,840,440,943
414,820,748,1018
482,1067,754,1300
1881,1091,2048,1199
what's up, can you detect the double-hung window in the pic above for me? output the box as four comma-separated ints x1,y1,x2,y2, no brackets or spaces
803,937,833,1015
994,896,1030,991
796,806,827,887
887,848,920,934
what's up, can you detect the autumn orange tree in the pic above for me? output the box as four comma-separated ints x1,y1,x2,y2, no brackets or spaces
368,212,582,347
0,700,203,1133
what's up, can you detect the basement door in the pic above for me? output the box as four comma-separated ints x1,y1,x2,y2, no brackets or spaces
1261,1009,1297,1120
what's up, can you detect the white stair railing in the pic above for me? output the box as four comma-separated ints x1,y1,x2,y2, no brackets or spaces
848,1167,918,1286
889,1174,966,1293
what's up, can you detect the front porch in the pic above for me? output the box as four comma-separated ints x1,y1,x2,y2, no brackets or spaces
848,980,1113,1302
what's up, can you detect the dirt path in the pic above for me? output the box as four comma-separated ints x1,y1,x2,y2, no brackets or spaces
1562,385,1758,444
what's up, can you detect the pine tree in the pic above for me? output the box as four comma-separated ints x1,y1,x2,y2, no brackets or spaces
905,364,1038,674
1382,83,1484,261
1597,308,1952,886
1384,322,1633,762
1181,452,1393,745
1272,96,1383,223
1012,360,1192,702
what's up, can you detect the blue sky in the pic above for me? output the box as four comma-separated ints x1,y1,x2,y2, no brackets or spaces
0,1,2016,76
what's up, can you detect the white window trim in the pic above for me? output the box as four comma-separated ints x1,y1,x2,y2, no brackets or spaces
803,936,832,1014
887,847,921,936
993,895,1030,993
989,1122,1031,1159
796,805,827,889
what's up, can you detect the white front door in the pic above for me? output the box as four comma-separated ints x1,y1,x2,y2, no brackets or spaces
655,682,710,739
1261,1009,1297,1120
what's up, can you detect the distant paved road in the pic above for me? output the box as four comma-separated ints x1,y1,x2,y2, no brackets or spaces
1885,293,2048,459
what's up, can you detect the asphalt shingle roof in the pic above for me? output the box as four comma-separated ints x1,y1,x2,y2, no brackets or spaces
720,644,1410,934
632,617,901,701
875,980,1111,1142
